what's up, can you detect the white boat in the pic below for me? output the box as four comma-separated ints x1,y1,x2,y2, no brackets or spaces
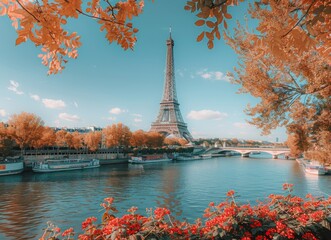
0,157,24,176
176,154,203,161
302,160,327,175
200,153,212,159
129,154,172,164
32,158,100,173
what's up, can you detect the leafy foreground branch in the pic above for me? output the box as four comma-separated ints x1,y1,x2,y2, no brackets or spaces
40,184,331,240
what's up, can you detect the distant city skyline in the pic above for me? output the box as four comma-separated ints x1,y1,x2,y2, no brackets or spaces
0,0,287,142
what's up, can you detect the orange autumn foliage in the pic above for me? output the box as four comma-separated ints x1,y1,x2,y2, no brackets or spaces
184,0,244,49
31,126,56,150
55,129,67,148
130,129,148,147
102,123,132,148
7,112,44,151
145,131,164,148
84,131,102,152
0,0,143,74
222,0,330,163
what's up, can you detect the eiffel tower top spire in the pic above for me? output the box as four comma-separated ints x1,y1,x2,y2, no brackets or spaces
162,29,177,103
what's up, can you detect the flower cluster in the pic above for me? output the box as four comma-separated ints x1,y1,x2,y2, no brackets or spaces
39,184,331,240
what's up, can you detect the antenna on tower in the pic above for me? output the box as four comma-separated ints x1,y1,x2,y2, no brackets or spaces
169,26,172,39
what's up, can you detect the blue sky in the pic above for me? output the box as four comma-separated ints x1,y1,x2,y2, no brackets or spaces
0,0,287,142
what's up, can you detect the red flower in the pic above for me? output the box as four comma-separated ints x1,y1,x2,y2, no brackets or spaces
78,234,89,240
209,202,215,207
250,219,262,228
310,210,324,222
154,207,171,220
104,197,114,204
282,183,294,191
266,228,276,238
62,227,74,237
82,217,97,230
255,236,267,240
227,190,235,197
298,214,309,225
127,206,138,214
302,232,318,240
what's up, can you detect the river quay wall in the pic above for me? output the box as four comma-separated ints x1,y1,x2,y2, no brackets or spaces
15,148,128,168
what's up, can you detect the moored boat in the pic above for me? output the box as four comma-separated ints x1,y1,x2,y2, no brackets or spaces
176,154,203,161
304,164,327,175
0,157,24,176
32,158,100,173
129,154,172,164
301,160,327,175
200,153,212,159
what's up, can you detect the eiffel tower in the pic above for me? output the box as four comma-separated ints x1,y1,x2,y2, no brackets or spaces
150,33,193,142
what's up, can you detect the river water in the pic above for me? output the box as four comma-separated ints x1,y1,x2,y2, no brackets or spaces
1,154,330,240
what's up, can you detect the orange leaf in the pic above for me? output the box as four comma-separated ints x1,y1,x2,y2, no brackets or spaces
184,5,190,11
207,40,214,49
206,32,213,40
133,28,139,33
206,21,214,28
215,30,221,40
195,20,205,26
224,20,228,29
224,13,232,19
15,36,26,45
197,31,205,42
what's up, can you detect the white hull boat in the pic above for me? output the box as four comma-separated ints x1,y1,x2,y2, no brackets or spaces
0,158,24,176
32,158,100,173
176,155,203,161
129,154,172,164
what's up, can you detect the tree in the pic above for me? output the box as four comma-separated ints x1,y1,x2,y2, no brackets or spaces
221,1,330,162
7,112,44,155
71,131,83,150
103,123,132,148
130,130,147,148
145,132,164,148
0,122,15,158
55,129,67,149
84,131,102,152
0,122,7,149
0,0,143,74
31,126,56,152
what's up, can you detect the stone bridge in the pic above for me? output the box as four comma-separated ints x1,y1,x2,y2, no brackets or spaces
208,147,291,159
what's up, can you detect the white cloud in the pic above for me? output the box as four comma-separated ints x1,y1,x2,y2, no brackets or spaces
233,122,250,129
0,109,7,117
30,94,40,101
8,80,24,95
59,113,80,122
197,69,232,82
42,98,66,109
73,101,78,108
107,116,116,121
109,107,127,115
132,113,142,117
187,110,228,120
134,118,142,123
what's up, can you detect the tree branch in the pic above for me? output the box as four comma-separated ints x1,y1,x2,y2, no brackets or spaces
75,8,126,27
16,0,40,22
282,0,317,37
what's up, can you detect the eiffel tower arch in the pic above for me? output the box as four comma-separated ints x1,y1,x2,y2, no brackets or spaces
150,33,193,142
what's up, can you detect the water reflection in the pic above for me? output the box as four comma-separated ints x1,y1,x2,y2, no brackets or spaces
0,157,330,240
